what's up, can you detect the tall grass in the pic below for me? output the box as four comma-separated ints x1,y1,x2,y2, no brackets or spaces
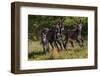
28,40,88,61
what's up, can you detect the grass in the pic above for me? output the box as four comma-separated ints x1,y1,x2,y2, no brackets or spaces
28,40,88,61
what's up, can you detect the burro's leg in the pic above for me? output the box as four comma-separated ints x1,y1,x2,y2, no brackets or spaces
43,42,49,54
43,44,46,54
69,40,74,47
56,40,63,51
50,41,54,51
46,43,50,53
64,36,68,50
77,36,84,47
54,41,60,52
80,39,84,47
76,39,82,47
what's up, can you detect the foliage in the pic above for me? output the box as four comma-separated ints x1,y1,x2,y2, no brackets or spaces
28,15,88,41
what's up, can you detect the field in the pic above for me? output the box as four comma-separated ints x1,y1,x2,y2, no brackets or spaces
28,40,88,61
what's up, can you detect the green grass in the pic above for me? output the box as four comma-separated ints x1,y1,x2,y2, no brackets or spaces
28,40,88,61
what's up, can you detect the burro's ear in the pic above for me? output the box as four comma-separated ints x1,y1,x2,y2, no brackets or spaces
60,18,64,22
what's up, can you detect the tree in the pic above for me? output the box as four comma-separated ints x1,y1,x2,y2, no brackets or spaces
28,15,88,41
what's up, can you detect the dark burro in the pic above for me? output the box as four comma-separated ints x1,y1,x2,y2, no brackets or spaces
41,19,65,54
